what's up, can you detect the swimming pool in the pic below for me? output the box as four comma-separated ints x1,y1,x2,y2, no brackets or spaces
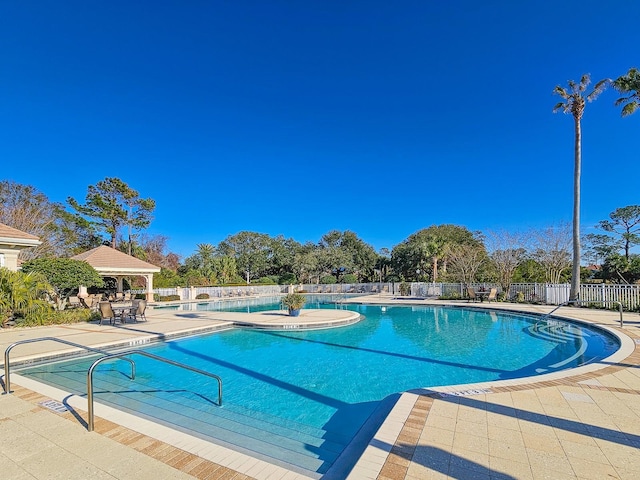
16,303,619,477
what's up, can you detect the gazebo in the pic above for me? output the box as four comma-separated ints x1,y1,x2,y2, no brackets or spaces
0,222,41,271
72,245,160,301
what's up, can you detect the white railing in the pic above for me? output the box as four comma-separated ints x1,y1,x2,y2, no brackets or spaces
136,282,640,310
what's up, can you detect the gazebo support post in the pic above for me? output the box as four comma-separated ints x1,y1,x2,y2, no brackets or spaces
145,274,154,302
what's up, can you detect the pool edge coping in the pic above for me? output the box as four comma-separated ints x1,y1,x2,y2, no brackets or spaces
344,309,637,479
4,302,637,480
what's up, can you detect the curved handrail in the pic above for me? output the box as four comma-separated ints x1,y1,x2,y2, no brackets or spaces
3,337,135,394
87,350,222,431
538,300,624,328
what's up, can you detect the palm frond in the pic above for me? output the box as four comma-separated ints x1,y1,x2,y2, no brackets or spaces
587,78,609,102
613,67,640,93
622,102,639,117
578,73,591,92
552,101,568,113
614,95,632,106
553,85,569,99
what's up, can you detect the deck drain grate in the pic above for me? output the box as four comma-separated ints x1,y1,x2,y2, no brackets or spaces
39,399,68,414
439,388,493,397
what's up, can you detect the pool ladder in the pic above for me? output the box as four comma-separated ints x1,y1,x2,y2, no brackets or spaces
3,337,223,432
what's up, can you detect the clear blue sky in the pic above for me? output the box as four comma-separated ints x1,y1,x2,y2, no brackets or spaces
1,1,638,258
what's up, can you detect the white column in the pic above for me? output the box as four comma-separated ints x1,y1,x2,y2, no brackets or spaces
145,274,154,302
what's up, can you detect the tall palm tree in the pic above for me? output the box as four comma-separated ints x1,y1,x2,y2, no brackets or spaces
553,74,607,302
612,67,640,117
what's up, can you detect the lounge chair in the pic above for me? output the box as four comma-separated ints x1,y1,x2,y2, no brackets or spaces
127,300,147,322
466,287,478,302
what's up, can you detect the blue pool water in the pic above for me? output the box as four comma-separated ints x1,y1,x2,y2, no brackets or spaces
17,302,619,476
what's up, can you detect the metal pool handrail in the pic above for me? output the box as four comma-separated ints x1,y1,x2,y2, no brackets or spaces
87,350,223,431
3,337,135,395
539,300,624,327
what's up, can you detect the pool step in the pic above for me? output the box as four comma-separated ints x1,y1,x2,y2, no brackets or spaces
100,388,344,472
18,366,351,475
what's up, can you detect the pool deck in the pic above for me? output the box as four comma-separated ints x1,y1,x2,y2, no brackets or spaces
1,296,640,479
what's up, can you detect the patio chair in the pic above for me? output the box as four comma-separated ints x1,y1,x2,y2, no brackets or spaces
99,301,119,325
487,288,498,303
68,296,82,308
127,299,147,322
89,295,102,310
466,287,478,302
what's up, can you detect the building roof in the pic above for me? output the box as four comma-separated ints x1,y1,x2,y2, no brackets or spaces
72,245,160,275
0,222,41,247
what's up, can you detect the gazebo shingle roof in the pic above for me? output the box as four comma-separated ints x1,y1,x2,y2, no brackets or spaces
72,245,160,272
0,222,40,242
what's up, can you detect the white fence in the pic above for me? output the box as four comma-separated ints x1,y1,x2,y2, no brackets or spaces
137,282,640,310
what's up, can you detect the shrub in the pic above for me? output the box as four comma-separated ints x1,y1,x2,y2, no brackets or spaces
341,274,358,284
21,258,104,311
15,308,100,327
439,292,462,300
399,282,411,296
278,273,297,285
320,275,337,284
155,294,180,302
254,276,277,285
195,293,209,300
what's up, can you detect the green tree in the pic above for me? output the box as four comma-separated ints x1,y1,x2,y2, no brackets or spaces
218,231,273,283
374,248,391,282
21,258,104,310
612,67,640,117
582,233,622,266
553,74,607,301
513,259,546,283
68,177,155,249
196,243,217,282
268,235,301,277
293,245,321,284
315,230,377,282
391,225,481,281
337,231,377,281
600,253,640,284
0,268,51,327
598,206,640,261
153,268,183,288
